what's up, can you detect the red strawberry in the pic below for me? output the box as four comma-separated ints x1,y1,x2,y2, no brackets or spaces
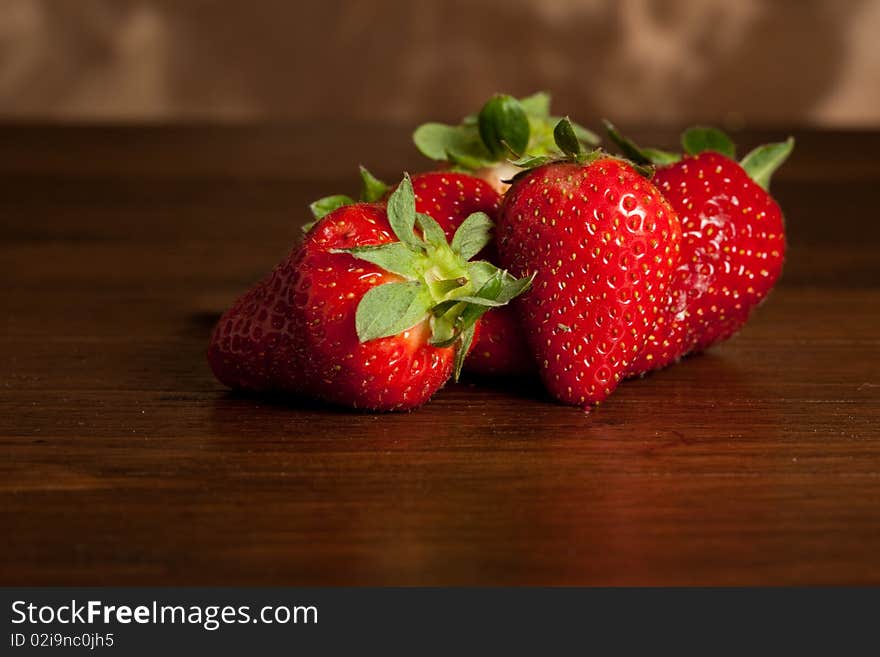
497,119,682,407
464,306,535,376
410,170,501,238
208,174,530,411
605,123,793,374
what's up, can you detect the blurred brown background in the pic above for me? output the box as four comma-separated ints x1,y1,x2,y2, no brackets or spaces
1,0,878,126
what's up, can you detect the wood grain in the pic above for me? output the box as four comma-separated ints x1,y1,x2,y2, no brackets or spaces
1,125,878,585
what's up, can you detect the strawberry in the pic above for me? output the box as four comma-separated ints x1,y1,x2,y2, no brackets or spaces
496,119,682,407
465,306,534,376
605,123,794,374
208,174,531,411
410,170,501,239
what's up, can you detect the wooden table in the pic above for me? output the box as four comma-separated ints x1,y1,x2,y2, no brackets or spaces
2,124,878,586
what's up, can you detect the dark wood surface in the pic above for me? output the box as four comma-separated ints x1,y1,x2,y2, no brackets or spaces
2,124,878,586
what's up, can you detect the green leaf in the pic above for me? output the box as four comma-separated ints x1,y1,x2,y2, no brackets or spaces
355,281,432,343
416,212,448,248
413,123,493,167
553,117,587,161
630,163,656,180
445,148,491,170
604,120,680,166
478,94,531,158
430,303,481,349
740,137,795,191
490,270,534,304
413,123,458,161
570,121,601,147
509,155,554,169
359,166,389,202
386,173,423,251
428,304,461,347
430,277,468,297
450,295,506,307
466,260,499,289
427,263,532,349
642,148,681,165
309,194,354,220
603,119,651,165
525,115,598,157
452,323,476,381
430,265,531,330
452,270,532,345
448,129,495,164
451,212,493,260
455,270,534,307
681,126,736,159
451,295,513,308
519,91,551,118
303,194,354,233
332,242,418,279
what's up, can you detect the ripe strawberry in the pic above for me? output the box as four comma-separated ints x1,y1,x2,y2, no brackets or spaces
497,119,682,407
605,123,794,374
410,170,501,239
208,174,530,411
465,306,535,376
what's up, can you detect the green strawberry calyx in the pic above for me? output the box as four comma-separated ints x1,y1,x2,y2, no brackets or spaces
412,92,600,171
332,173,533,380
503,117,653,180
303,165,390,233
604,120,795,191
